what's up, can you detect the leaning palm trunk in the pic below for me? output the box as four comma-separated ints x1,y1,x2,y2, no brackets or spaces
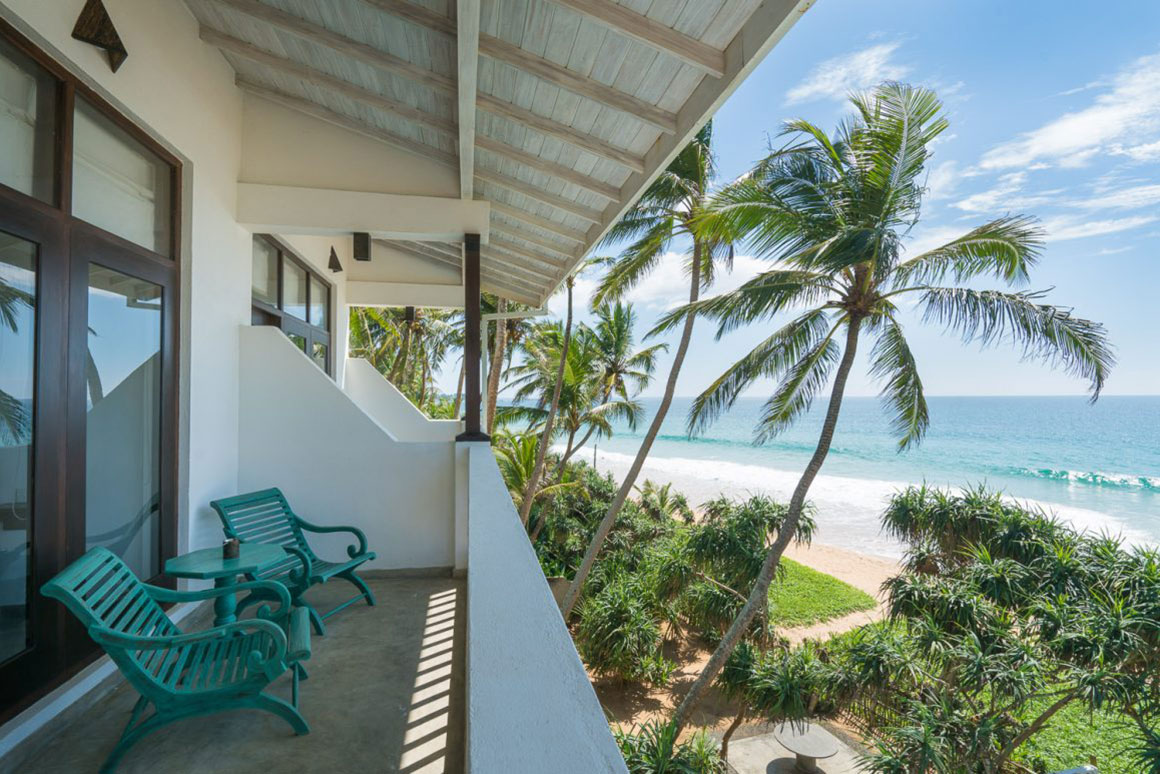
518,282,573,526
452,358,465,418
486,299,508,433
559,245,703,618
673,317,862,731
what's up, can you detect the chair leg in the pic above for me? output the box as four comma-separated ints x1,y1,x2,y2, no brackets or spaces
292,663,300,708
305,603,326,636
100,709,180,774
340,569,376,607
250,693,310,736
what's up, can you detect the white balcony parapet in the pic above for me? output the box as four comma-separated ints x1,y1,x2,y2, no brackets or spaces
239,326,457,571
343,357,461,443
463,442,627,773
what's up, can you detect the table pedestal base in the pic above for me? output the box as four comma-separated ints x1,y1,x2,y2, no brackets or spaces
212,575,238,626
795,754,821,773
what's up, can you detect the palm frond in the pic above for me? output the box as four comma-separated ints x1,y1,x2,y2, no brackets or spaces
592,215,677,306
755,318,845,442
688,308,833,436
870,318,929,450
648,269,835,339
920,287,1114,399
895,216,1044,286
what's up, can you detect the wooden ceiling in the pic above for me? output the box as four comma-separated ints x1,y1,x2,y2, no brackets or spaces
185,0,806,306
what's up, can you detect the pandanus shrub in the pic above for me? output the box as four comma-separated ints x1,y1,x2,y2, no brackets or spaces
615,720,725,774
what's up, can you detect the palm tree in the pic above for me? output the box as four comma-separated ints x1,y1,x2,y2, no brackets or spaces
553,302,666,475
517,275,576,526
506,323,643,471
559,121,733,619
668,83,1113,730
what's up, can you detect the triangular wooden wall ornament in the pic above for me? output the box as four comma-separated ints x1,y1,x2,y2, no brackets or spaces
72,0,128,73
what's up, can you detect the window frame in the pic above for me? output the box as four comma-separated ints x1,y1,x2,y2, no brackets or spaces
250,235,333,375
0,16,182,725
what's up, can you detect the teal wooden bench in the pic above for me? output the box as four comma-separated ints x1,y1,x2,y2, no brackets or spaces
211,488,377,635
42,547,311,773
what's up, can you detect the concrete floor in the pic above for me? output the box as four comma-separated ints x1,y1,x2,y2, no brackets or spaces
727,726,865,774
14,576,465,774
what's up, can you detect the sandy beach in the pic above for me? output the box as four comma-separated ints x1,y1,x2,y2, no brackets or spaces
588,446,910,560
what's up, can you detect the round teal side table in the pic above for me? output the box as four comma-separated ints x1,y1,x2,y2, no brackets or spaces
165,543,288,626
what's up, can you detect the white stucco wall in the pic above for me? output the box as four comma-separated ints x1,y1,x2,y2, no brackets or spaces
464,442,627,774
239,326,456,570
343,358,461,442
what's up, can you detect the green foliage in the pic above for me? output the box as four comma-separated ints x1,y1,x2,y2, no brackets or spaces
768,559,876,628
850,486,1160,773
348,306,461,414
577,575,674,685
614,720,725,774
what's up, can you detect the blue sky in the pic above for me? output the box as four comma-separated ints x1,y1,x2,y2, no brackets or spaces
515,0,1160,400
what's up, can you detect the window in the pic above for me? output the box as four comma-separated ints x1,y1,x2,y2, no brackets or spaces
0,37,54,203
250,236,332,375
0,18,180,723
72,98,173,255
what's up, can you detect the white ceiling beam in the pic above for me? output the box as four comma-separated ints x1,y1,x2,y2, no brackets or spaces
542,0,816,300
457,0,481,199
237,80,458,166
486,200,588,244
364,0,677,134
206,27,631,200
237,183,490,241
490,224,577,260
392,242,546,303
545,0,726,77
476,94,643,173
205,0,456,94
203,28,457,136
475,135,620,200
489,234,567,271
475,168,605,224
206,0,646,172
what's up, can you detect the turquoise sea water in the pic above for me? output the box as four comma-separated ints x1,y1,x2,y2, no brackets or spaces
595,396,1160,556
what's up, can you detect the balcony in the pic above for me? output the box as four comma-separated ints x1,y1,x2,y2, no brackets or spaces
16,577,466,773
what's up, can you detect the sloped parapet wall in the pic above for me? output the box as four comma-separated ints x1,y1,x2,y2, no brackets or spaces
238,326,455,571
343,357,461,443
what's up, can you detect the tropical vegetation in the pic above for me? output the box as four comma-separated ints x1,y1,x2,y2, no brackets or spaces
663,83,1113,728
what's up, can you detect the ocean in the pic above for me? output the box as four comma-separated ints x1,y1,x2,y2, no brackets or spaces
590,396,1160,559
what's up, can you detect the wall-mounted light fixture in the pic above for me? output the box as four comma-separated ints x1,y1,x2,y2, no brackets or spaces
327,246,343,273
353,233,371,261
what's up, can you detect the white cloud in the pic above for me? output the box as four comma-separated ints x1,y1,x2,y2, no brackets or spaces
786,42,910,105
1071,183,1160,211
1097,246,1132,255
902,224,970,257
1111,139,1160,162
952,172,1060,214
1041,215,1157,242
622,253,766,309
924,160,960,202
980,51,1160,170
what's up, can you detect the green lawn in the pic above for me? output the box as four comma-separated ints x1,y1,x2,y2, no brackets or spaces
1013,697,1137,773
767,559,877,628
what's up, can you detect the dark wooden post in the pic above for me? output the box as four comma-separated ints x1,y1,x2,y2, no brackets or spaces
457,233,488,441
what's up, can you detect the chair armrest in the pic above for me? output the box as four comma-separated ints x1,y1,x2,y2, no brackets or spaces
146,579,292,618
283,544,314,585
295,518,370,559
89,618,286,653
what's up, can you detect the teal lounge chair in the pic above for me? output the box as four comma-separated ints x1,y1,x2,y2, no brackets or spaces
211,488,377,635
42,547,311,774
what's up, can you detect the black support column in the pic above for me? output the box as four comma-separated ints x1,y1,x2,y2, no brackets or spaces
457,233,489,441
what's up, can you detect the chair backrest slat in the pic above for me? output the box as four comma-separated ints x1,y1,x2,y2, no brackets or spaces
211,488,311,557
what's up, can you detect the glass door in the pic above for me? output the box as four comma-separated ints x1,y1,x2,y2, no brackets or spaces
0,198,67,711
